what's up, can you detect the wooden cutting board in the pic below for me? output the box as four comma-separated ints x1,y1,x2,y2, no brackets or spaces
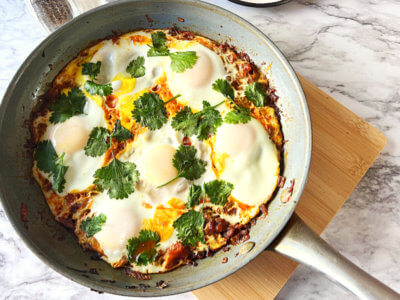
192,75,386,299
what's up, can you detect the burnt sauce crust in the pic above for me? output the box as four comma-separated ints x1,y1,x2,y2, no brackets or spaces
29,27,283,275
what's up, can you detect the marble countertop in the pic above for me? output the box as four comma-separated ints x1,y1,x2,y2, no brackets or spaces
1,0,399,299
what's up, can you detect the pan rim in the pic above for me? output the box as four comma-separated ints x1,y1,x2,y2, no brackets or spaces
0,0,312,296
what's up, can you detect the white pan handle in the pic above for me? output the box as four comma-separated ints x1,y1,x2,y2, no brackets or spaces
271,214,400,299
25,0,109,32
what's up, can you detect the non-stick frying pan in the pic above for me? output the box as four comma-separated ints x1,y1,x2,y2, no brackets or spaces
1,0,398,298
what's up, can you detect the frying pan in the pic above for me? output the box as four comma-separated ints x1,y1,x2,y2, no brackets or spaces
1,0,398,298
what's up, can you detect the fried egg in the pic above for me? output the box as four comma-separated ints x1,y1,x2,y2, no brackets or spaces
42,97,106,194
213,119,280,206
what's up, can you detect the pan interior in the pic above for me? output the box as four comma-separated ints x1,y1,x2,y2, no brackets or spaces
0,0,311,296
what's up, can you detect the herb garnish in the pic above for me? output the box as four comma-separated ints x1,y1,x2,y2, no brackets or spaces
224,105,252,124
245,82,268,107
147,31,170,57
84,80,113,97
157,145,206,188
147,31,198,73
34,140,69,193
186,184,202,208
204,179,234,206
173,210,205,247
126,56,146,78
169,51,198,73
49,87,86,124
126,230,160,266
131,92,180,130
85,120,133,157
91,121,138,199
171,100,223,140
80,213,106,237
81,61,101,80
212,78,234,100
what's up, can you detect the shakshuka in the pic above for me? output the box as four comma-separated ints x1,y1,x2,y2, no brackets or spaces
31,28,282,274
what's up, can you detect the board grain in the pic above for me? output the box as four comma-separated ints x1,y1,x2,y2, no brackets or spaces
192,75,386,300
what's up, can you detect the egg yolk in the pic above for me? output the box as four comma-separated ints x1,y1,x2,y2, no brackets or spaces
180,51,213,87
216,123,256,157
51,118,89,154
143,145,178,186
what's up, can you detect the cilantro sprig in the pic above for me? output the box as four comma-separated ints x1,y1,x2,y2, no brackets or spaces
173,210,205,247
157,145,206,188
186,184,202,208
172,100,224,140
131,92,180,130
147,31,198,73
204,179,234,206
85,120,133,157
147,31,170,56
126,230,160,266
34,140,69,193
80,213,106,237
212,78,251,124
82,61,101,80
49,87,86,124
94,159,139,199
245,82,268,107
224,105,252,124
126,56,145,78
84,80,113,97
169,51,198,73
90,120,138,199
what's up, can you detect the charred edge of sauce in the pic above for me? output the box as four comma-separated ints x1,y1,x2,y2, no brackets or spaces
156,280,169,289
90,288,104,294
124,268,151,280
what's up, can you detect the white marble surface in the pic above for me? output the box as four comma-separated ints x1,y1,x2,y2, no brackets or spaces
0,0,399,299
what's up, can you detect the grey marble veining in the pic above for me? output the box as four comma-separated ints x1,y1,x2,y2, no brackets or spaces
0,0,399,299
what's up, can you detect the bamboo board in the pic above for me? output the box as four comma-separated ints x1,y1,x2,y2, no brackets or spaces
192,75,386,299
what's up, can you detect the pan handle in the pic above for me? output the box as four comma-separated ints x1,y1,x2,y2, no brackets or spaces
25,0,109,32
270,213,399,299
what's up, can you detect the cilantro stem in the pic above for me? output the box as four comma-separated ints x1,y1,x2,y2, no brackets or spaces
210,100,226,110
165,94,181,104
156,173,181,188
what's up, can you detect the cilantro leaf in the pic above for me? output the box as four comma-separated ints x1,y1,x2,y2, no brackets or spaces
173,145,206,181
171,101,223,141
132,92,168,130
169,51,198,73
52,155,68,193
34,141,69,193
112,119,133,141
93,159,139,199
147,31,170,57
245,82,268,107
126,56,145,78
186,184,202,208
126,230,160,265
49,87,86,124
35,140,57,173
173,210,205,246
84,127,110,157
171,106,198,137
225,105,251,124
80,213,106,237
157,145,207,187
204,179,234,206
212,79,234,100
82,61,101,80
84,80,113,97
197,101,223,140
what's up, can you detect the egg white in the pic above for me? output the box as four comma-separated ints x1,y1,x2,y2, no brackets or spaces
42,98,106,194
213,118,280,207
